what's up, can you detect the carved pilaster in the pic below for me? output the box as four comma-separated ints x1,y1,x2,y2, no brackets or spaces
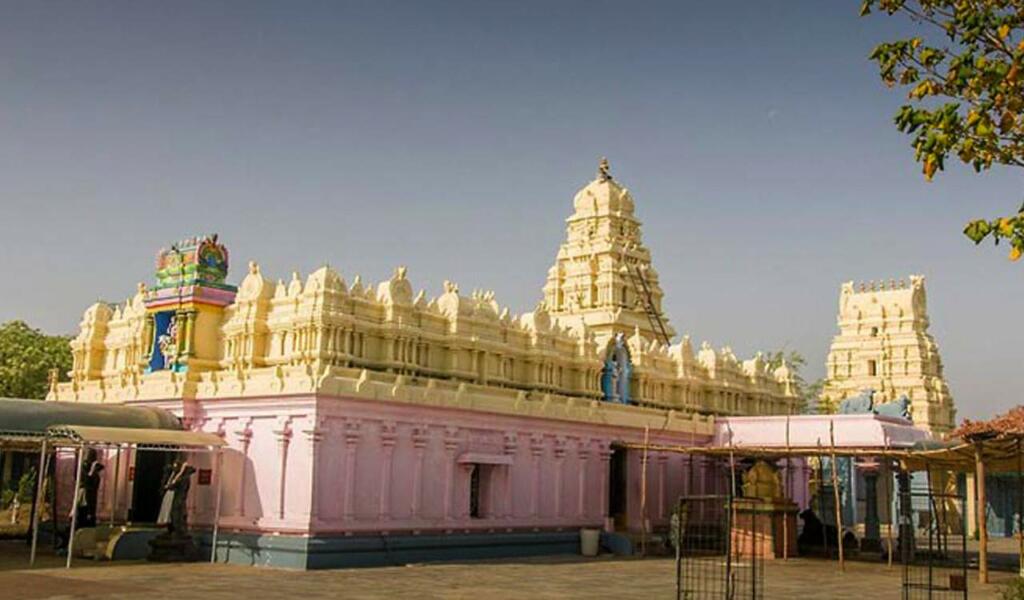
302,422,325,520
577,442,591,518
379,422,397,520
273,417,293,520
530,435,545,518
597,442,612,519
411,426,429,518
553,438,567,517
502,433,518,520
231,420,253,517
342,421,361,521
443,427,460,521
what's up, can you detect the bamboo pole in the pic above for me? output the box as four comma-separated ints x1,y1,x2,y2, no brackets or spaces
829,420,845,572
783,415,791,560
66,445,85,569
975,442,989,584
1017,437,1022,578
640,425,649,557
886,459,894,569
29,439,48,567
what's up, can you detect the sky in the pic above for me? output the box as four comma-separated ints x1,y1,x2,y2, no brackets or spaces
0,1,1020,422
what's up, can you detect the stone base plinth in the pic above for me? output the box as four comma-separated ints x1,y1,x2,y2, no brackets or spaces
729,498,798,560
148,533,202,562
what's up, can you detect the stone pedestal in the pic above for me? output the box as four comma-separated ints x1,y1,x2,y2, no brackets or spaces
148,533,201,562
730,498,799,560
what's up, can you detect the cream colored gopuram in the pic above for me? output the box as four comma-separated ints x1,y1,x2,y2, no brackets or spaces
53,160,800,421
821,276,956,434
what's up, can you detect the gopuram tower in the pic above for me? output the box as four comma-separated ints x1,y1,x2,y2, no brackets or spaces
542,158,676,349
821,276,956,434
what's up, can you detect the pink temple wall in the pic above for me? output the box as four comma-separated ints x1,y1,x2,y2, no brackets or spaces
107,394,721,537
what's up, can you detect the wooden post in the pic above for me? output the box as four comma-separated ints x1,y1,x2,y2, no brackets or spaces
29,439,48,567
640,425,649,557
829,420,845,572
975,442,988,584
783,416,791,560
66,445,85,569
1017,437,1022,578
886,459,894,569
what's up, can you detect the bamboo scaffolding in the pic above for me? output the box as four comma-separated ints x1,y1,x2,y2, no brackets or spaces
976,442,989,584
640,425,649,557
886,456,894,569
1017,438,1023,578
783,415,791,560
829,420,845,572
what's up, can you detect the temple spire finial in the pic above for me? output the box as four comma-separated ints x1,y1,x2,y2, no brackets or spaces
598,157,612,182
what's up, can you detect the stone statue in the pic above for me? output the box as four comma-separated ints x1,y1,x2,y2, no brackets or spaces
875,395,911,420
602,333,631,404
598,157,612,181
157,459,196,536
157,316,180,365
838,389,874,414
742,460,782,502
78,449,104,528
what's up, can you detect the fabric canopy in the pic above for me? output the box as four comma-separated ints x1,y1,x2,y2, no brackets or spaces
0,398,181,442
46,425,225,448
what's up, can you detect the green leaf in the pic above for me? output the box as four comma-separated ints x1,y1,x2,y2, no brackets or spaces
963,219,992,244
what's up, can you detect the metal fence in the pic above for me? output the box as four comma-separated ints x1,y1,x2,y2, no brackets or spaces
673,494,764,600
899,482,968,600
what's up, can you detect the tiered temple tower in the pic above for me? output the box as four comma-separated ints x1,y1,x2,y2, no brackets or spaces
542,159,675,349
821,276,955,434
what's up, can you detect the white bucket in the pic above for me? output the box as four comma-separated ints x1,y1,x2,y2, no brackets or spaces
580,528,601,557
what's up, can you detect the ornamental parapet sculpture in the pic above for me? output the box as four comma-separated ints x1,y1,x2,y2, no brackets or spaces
52,161,801,423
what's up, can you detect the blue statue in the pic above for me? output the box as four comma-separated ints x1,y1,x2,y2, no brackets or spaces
874,395,911,420
838,389,875,414
601,333,632,404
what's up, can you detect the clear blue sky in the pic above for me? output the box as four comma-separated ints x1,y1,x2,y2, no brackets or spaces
0,1,1020,421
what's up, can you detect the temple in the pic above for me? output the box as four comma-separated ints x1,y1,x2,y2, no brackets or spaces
821,276,956,434
50,161,804,567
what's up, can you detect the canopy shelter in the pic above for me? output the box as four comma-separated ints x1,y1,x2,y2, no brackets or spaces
620,411,1024,585
0,398,180,448
0,399,225,569
618,415,940,575
28,423,226,569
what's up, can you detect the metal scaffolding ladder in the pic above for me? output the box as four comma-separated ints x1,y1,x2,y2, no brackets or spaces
621,259,672,347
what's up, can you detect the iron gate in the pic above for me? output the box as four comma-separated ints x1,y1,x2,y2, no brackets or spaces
673,494,764,599
899,475,968,600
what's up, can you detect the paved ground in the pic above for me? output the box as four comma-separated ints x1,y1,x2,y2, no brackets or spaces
0,543,1019,600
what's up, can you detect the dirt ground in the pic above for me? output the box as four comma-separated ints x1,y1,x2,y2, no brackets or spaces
0,540,1019,600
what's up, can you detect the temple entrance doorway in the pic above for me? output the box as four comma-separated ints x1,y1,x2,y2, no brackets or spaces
608,446,628,529
130,450,171,523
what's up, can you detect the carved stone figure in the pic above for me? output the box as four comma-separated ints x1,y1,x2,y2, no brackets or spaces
157,459,196,536
157,316,179,365
839,389,875,414
77,449,104,528
741,460,782,501
875,394,911,420
602,333,631,404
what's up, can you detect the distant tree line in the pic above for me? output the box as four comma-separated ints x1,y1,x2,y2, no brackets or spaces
0,320,72,400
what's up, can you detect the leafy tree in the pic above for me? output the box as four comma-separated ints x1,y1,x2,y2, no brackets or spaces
764,349,824,414
0,321,72,399
861,0,1024,260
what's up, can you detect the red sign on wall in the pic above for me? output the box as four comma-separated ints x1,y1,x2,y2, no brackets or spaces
198,469,212,486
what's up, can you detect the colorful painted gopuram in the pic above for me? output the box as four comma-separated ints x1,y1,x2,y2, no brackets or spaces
51,161,808,567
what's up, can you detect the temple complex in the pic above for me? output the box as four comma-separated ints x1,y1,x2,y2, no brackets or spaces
49,160,803,567
821,276,956,434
